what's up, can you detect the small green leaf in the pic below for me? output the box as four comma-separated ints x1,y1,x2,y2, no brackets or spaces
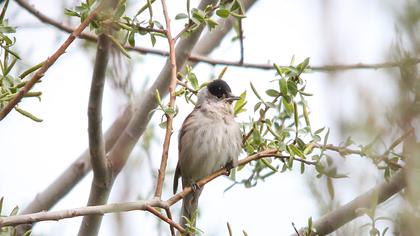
150,33,156,46
128,31,135,47
230,11,246,18
205,18,218,30
279,78,288,96
261,158,277,172
216,9,230,18
64,8,80,17
282,98,293,115
0,25,16,33
15,107,43,122
266,89,280,97
303,101,311,128
175,13,189,20
0,196,3,214
9,205,19,216
253,102,262,113
288,144,304,159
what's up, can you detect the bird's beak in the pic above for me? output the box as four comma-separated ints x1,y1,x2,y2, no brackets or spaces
225,94,240,103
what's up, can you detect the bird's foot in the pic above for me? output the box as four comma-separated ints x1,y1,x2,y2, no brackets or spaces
224,161,235,176
191,183,201,193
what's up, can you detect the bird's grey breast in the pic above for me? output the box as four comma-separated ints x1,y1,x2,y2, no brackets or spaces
179,105,242,183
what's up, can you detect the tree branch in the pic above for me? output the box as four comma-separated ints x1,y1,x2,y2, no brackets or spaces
153,0,178,199
78,33,113,236
88,34,111,186
297,170,405,235
0,9,97,121
15,0,418,73
16,0,258,232
0,149,278,229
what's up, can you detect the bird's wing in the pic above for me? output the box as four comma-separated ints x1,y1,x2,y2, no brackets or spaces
173,107,199,194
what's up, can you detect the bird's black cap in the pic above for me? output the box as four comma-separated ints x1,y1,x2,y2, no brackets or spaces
207,80,232,98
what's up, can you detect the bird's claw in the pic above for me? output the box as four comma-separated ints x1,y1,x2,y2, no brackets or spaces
191,183,200,193
224,161,235,176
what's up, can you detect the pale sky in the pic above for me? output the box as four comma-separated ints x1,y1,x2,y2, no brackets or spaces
1,0,400,235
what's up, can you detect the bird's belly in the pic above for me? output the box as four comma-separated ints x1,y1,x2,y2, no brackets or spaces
180,119,241,182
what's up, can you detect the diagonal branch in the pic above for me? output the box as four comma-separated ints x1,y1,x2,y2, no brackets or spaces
296,170,405,235
0,9,97,121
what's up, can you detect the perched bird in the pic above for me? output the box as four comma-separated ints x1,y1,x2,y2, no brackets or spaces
173,80,242,232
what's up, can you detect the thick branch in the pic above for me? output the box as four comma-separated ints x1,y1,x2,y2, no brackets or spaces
0,9,97,120
297,171,405,235
88,34,110,185
78,34,112,236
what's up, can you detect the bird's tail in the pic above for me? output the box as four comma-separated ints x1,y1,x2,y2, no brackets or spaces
179,187,203,236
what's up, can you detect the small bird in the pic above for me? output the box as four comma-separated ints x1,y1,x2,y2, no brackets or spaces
173,80,242,232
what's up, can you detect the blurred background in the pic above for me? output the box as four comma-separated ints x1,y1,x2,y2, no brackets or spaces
1,0,419,235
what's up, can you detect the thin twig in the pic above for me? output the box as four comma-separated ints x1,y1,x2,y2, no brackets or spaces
0,9,97,120
292,222,300,236
227,222,233,236
164,207,176,236
154,0,177,199
15,0,420,73
238,18,244,64
145,205,185,234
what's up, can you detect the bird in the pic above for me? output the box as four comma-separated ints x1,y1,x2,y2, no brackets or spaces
173,79,242,233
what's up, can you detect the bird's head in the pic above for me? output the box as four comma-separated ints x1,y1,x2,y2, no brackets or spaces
196,80,239,107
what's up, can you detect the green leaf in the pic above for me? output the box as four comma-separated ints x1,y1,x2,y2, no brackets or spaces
115,0,126,17
205,18,218,30
0,196,3,214
234,91,247,115
250,82,262,101
314,127,325,135
254,101,261,112
230,11,246,18
288,144,305,159
266,89,280,97
287,80,298,96
108,35,131,58
279,78,288,96
293,102,299,131
282,98,293,115
303,101,311,128
261,158,277,172
150,33,156,46
128,31,135,47
15,107,43,122
327,177,335,199
9,205,19,216
175,13,189,20
187,73,198,89
64,8,80,17
300,161,305,173
192,8,205,22
155,89,162,106
0,25,15,33
216,9,230,18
